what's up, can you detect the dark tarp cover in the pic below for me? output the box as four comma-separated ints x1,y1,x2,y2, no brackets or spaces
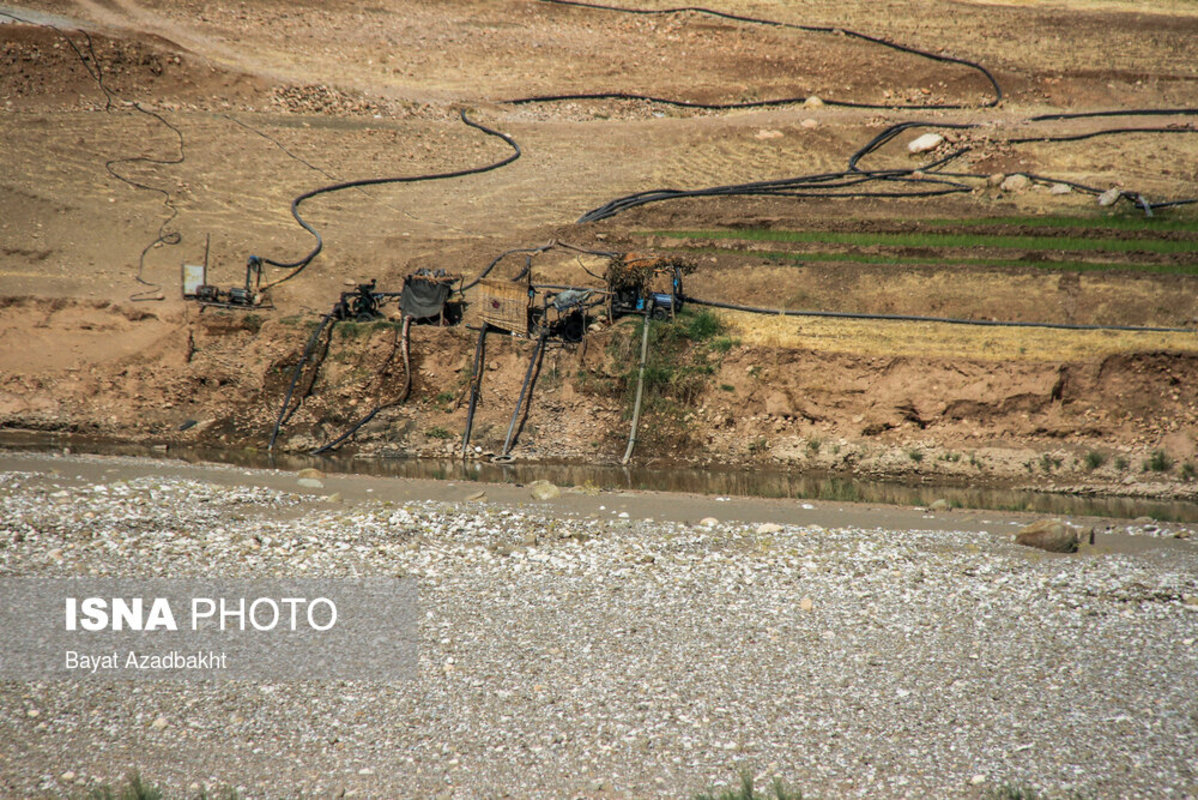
551,288,593,312
401,277,451,319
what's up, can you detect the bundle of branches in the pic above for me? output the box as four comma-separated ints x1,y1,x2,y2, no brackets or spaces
605,253,695,297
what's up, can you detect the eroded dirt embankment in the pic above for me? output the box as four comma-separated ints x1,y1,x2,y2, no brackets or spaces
1,296,1195,500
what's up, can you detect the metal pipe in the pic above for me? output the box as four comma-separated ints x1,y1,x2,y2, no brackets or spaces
502,333,548,456
622,312,652,465
460,324,489,456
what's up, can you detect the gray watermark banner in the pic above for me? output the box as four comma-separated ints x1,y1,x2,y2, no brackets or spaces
0,578,418,681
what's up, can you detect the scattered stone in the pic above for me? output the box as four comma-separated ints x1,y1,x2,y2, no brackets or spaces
151,716,168,731
756,522,783,534
800,118,820,129
754,128,783,140
803,94,824,108
327,492,343,503
465,490,487,502
987,173,1005,187
528,480,560,501
60,771,76,783
3,454,1194,798
1097,187,1122,206
1000,173,1031,192
298,468,325,480
929,499,950,512
699,517,719,527
357,767,374,776
907,132,944,154
297,477,324,489
1050,182,1072,195
1015,519,1079,553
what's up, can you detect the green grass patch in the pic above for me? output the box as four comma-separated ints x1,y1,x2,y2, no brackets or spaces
938,212,1198,233
649,228,1198,255
661,244,1198,276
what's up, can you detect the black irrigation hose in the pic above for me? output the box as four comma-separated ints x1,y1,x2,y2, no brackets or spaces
253,110,522,290
311,316,414,455
578,115,1198,222
113,105,185,301
1,11,184,301
461,324,491,456
512,0,1001,110
686,296,1196,334
1030,109,1198,122
461,243,554,293
501,331,549,456
460,240,623,293
268,312,336,451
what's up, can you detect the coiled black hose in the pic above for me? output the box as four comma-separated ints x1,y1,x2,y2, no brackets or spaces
578,113,1198,222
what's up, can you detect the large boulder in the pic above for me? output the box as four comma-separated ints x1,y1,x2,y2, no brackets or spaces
907,133,944,154
1014,519,1089,553
528,480,561,501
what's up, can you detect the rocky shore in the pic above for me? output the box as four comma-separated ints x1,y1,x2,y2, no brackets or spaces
2,451,1197,799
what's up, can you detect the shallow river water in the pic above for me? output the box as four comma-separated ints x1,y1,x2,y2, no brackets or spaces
4,431,1196,522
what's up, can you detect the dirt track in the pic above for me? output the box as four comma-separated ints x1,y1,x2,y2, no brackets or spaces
1,0,1197,497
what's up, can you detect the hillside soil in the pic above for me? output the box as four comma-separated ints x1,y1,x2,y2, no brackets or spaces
2,0,1197,499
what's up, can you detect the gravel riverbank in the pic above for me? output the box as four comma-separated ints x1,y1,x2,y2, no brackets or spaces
2,452,1197,799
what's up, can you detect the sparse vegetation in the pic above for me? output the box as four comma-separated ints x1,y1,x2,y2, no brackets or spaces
1144,449,1174,473
1040,453,1063,473
1085,450,1107,471
984,784,1043,800
982,782,1097,800
426,426,452,440
85,773,240,800
680,309,725,342
1114,455,1130,471
646,225,1198,276
624,311,731,407
694,772,801,800
908,449,924,463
